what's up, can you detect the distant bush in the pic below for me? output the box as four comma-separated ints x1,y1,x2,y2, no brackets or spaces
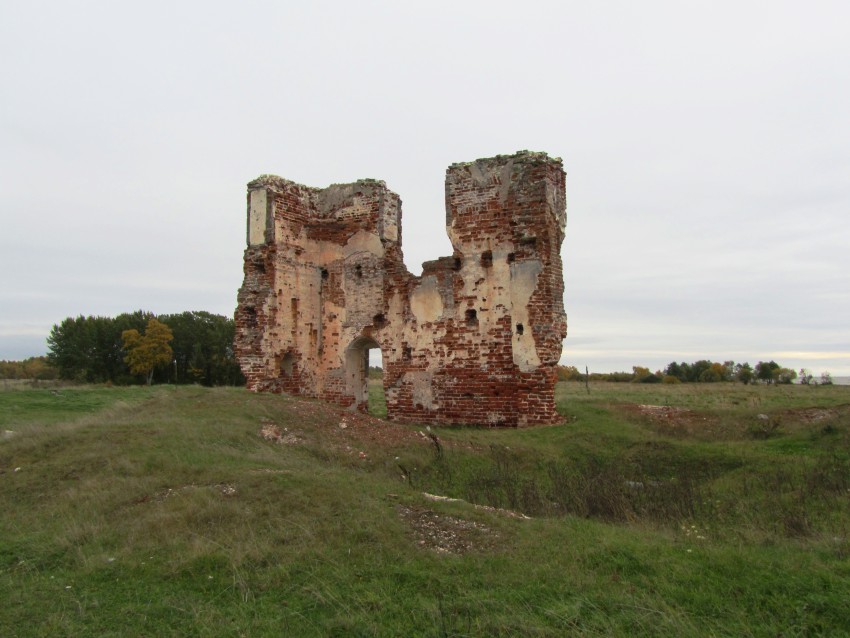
0,356,58,380
557,365,582,381
699,368,722,383
603,372,636,383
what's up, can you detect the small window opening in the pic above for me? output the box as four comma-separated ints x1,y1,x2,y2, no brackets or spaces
516,323,524,335
280,352,294,376
402,346,412,361
480,251,493,268
373,313,386,328
465,309,478,326
453,257,462,271
355,264,363,278
320,268,329,280
507,253,516,263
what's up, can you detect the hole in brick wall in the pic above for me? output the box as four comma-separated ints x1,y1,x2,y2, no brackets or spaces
453,257,462,271
355,264,363,278
402,346,412,361
280,352,294,376
256,262,266,274
480,251,492,268
463,393,473,399
320,268,329,280
520,235,537,246
373,313,386,328
516,323,524,335
465,309,478,326
507,252,516,263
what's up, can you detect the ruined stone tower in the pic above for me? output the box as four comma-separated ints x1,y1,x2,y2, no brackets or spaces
235,151,567,426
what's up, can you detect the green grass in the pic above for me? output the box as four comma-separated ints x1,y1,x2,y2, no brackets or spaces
1,382,849,636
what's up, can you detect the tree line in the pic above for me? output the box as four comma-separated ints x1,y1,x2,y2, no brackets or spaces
558,360,832,385
45,310,244,386
0,357,59,380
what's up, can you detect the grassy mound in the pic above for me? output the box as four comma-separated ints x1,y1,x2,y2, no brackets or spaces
1,383,849,636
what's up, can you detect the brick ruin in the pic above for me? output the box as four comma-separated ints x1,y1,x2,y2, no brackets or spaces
234,151,567,426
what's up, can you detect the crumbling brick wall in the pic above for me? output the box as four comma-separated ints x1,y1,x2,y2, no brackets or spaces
235,151,567,426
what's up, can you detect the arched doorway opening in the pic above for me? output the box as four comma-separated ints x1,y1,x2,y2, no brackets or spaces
344,336,385,416
367,347,385,417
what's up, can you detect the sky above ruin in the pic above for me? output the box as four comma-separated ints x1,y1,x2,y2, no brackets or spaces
1,1,849,375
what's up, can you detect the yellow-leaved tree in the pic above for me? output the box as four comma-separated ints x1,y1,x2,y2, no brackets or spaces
122,318,174,386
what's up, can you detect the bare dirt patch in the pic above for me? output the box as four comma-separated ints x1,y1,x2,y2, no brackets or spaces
133,482,237,505
259,420,303,445
779,406,849,425
396,504,499,554
622,402,850,440
622,404,721,438
259,398,437,461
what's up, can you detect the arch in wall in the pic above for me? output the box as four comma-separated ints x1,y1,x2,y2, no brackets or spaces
344,335,383,412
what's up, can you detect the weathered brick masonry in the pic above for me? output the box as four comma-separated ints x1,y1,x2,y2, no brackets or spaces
235,151,567,426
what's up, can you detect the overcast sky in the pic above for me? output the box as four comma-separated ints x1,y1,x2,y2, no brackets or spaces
1,0,848,375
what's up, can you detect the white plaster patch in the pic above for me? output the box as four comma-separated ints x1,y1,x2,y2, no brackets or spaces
406,371,436,409
381,197,399,242
509,259,543,372
248,189,268,246
411,276,443,324
343,230,384,259
546,181,567,231
468,162,490,186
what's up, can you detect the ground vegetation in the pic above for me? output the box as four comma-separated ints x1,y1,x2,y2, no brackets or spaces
1,381,848,635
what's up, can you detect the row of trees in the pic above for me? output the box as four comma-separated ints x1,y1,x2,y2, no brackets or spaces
0,357,58,380
46,311,244,386
558,360,826,385
660,360,800,385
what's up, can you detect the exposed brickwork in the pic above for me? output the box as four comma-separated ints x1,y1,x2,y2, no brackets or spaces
235,151,567,426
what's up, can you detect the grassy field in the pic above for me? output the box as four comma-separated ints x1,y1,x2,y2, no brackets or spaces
1,381,849,636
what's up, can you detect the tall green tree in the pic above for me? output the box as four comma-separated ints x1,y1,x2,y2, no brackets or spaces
47,312,151,382
755,360,780,384
775,368,797,384
122,318,174,386
735,362,754,385
160,311,244,386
